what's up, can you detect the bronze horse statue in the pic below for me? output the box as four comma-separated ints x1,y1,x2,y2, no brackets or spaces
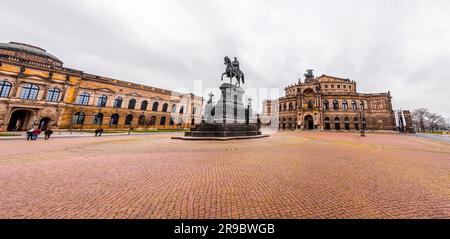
221,56,245,87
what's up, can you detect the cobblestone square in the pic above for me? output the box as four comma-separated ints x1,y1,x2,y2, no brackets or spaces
0,132,449,219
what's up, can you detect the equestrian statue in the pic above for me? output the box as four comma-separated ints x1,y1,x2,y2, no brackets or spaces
221,56,245,87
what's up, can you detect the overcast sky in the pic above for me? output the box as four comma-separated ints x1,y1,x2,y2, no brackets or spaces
2,0,449,117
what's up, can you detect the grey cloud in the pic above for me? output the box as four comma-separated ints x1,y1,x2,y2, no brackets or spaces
2,0,449,117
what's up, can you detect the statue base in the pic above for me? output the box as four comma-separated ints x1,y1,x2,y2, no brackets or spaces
184,123,261,137
173,81,267,140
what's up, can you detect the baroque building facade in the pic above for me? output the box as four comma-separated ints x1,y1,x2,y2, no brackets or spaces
0,42,203,132
263,70,412,131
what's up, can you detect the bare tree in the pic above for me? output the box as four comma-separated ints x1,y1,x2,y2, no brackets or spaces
427,113,446,131
412,108,447,132
412,108,429,132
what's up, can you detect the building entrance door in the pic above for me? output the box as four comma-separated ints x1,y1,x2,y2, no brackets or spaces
39,117,51,131
304,115,314,130
7,109,34,131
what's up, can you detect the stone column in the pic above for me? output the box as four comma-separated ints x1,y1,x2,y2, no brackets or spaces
11,77,21,98
41,85,49,101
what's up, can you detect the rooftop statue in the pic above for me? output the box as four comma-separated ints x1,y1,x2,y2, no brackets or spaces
221,56,245,87
304,69,315,84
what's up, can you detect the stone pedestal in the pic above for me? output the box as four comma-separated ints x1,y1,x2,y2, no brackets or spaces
174,83,267,140
214,83,246,124
185,123,262,138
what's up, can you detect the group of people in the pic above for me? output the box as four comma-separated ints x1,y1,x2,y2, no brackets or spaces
25,127,104,140
26,128,53,141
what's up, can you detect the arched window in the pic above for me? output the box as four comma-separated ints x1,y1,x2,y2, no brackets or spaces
303,88,314,95
354,117,359,130
169,117,175,125
334,117,341,130
140,100,148,111
323,100,329,110
160,116,166,125
138,115,146,125
171,105,177,113
162,103,168,112
283,104,287,111
97,95,108,107
125,115,133,125
46,88,60,102
324,117,331,130
360,101,365,110
333,100,339,110
152,102,159,111
113,97,123,108
72,112,85,125
149,116,157,126
344,117,350,130
93,113,104,125
179,106,185,114
342,100,348,110
110,114,119,125
351,100,357,110
76,92,90,105
0,81,12,97
20,84,40,100
192,107,196,115
288,103,293,111
128,99,136,109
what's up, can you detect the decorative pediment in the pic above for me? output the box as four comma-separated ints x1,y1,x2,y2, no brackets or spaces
125,92,143,97
95,88,116,94
150,96,164,100
24,75,47,81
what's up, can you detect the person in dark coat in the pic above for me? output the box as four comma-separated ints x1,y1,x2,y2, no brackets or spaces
95,128,104,137
44,128,53,140
26,128,34,141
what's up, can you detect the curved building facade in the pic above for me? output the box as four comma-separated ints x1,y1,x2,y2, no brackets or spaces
0,42,203,132
263,70,412,132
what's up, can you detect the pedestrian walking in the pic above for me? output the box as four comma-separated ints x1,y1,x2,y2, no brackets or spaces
44,128,53,140
95,128,104,137
32,128,41,140
26,128,34,141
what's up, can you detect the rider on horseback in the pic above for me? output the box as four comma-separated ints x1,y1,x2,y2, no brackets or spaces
232,57,240,74
222,56,245,86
